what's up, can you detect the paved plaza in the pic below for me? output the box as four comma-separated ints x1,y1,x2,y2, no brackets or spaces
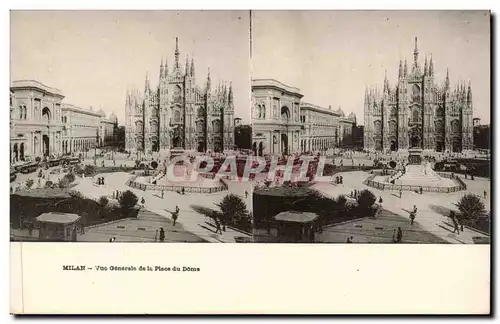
312,170,490,244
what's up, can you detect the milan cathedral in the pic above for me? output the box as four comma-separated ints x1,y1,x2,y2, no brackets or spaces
364,37,474,153
125,37,235,153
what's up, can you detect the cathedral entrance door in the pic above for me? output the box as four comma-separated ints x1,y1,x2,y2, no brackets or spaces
258,142,263,156
172,136,181,149
252,142,257,156
410,136,420,148
452,139,462,153
390,140,397,151
152,139,159,152
198,141,205,153
436,141,444,152
375,139,382,151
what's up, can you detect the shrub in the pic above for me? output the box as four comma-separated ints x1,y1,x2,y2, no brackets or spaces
456,194,486,225
65,172,76,183
25,179,34,190
336,194,347,210
44,180,54,188
118,190,138,210
216,193,250,231
151,161,158,169
35,156,41,163
69,191,85,200
58,177,71,188
389,161,397,169
356,189,376,210
98,196,109,207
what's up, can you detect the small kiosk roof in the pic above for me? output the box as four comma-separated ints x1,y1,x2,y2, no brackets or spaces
36,212,81,224
274,211,319,223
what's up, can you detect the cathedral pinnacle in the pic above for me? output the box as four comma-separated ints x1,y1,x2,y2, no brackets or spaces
174,37,180,69
398,60,403,78
404,59,408,77
190,57,195,77
429,54,434,76
424,56,428,75
413,37,419,68
185,55,190,76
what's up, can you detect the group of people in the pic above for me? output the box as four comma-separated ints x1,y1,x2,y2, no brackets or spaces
96,176,105,185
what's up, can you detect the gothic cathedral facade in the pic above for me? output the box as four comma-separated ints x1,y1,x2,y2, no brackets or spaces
125,38,235,153
364,38,474,153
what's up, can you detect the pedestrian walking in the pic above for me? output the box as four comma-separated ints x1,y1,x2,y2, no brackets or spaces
215,219,223,234
450,211,460,234
161,190,164,199
155,230,158,242
399,189,402,198
141,197,145,208
159,228,165,242
346,236,354,243
396,227,403,243
410,211,416,225
378,196,383,206
484,190,487,199
392,229,397,243
413,205,418,214
172,211,178,227
245,190,248,198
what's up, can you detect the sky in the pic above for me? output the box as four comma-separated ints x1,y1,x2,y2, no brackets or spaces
10,10,251,124
252,10,491,125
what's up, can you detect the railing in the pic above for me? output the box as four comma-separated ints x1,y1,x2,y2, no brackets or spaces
364,174,466,193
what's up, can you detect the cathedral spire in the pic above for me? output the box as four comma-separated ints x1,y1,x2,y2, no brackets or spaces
206,66,211,92
445,67,450,89
185,55,190,76
190,57,195,77
160,56,164,79
404,59,408,77
384,69,389,92
174,37,180,69
398,60,403,78
413,37,419,69
145,71,150,92
424,56,428,76
429,54,434,76
467,80,472,102
228,81,233,104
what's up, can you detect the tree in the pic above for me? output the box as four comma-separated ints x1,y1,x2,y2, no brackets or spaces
98,196,109,219
356,189,376,214
151,161,158,169
118,190,138,210
389,160,397,169
25,179,34,190
216,193,250,232
456,194,486,225
98,196,109,208
58,176,71,188
336,194,347,210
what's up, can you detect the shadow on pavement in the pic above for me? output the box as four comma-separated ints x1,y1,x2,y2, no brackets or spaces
429,204,453,217
190,205,220,220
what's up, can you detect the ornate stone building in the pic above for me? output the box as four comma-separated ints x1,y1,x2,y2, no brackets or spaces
125,37,235,153
251,79,303,156
299,103,339,152
10,80,64,162
251,79,357,155
364,37,474,153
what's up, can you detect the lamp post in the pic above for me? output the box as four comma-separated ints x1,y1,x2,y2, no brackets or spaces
94,128,99,165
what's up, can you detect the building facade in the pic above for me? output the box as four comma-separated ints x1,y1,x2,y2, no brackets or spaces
98,110,118,147
251,79,303,156
10,80,64,162
125,37,235,153
364,37,474,153
251,79,357,156
61,104,101,154
299,103,339,152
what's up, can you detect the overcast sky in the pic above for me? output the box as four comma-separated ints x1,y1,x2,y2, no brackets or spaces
11,10,251,124
252,10,490,125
